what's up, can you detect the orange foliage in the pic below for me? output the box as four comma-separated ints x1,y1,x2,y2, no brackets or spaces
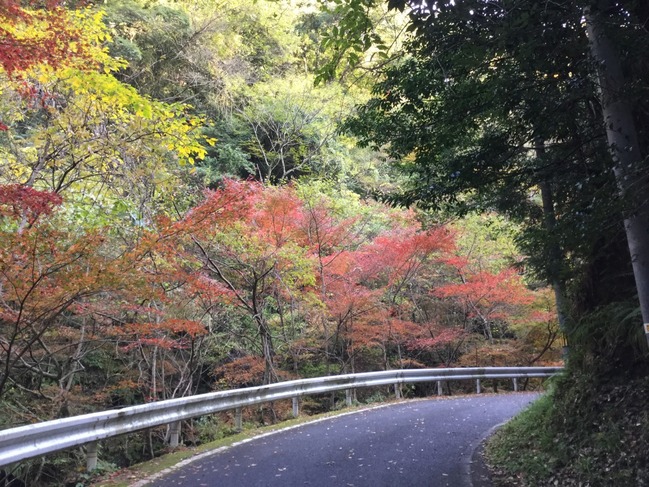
252,185,305,247
316,222,459,369
0,185,137,398
434,267,535,321
297,196,361,257
216,356,267,388
116,319,207,351
407,327,467,350
178,179,259,234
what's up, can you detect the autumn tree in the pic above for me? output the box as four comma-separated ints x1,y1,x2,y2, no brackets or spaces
291,182,370,374
435,262,534,342
1,0,211,228
1,67,208,211
98,226,232,404
0,185,132,415
0,1,121,132
320,249,386,372
311,211,454,372
176,181,317,384
0,1,111,77
355,224,454,367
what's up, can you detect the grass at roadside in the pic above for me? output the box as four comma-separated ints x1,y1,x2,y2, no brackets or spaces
485,393,559,486
484,373,649,486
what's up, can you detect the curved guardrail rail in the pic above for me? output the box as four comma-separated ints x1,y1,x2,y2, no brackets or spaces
0,366,562,470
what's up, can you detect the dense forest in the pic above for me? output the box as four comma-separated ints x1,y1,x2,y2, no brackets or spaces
1,0,647,485
327,0,649,485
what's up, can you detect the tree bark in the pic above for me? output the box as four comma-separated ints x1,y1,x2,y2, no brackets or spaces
258,318,276,385
585,5,649,348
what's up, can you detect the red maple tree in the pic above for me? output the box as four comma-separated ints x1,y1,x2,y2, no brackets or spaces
434,259,536,342
0,0,98,76
0,184,131,406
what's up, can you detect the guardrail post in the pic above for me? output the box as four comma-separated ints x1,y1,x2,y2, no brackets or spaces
292,397,299,418
476,379,481,394
437,380,443,396
513,378,518,392
345,389,353,407
235,407,242,432
86,442,98,471
168,421,181,448
394,383,401,399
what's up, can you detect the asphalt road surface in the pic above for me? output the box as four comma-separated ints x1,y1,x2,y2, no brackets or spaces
144,393,538,487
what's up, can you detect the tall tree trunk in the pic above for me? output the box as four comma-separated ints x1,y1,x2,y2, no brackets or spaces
535,137,570,338
258,318,276,385
585,5,649,348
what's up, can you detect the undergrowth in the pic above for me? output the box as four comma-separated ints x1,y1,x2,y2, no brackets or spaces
486,370,649,486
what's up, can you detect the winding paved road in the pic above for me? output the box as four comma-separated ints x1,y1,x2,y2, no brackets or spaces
144,393,538,487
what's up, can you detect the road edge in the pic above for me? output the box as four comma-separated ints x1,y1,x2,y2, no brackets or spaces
469,425,499,487
467,392,541,487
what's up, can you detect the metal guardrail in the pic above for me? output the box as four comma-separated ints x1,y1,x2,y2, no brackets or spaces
0,366,561,470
